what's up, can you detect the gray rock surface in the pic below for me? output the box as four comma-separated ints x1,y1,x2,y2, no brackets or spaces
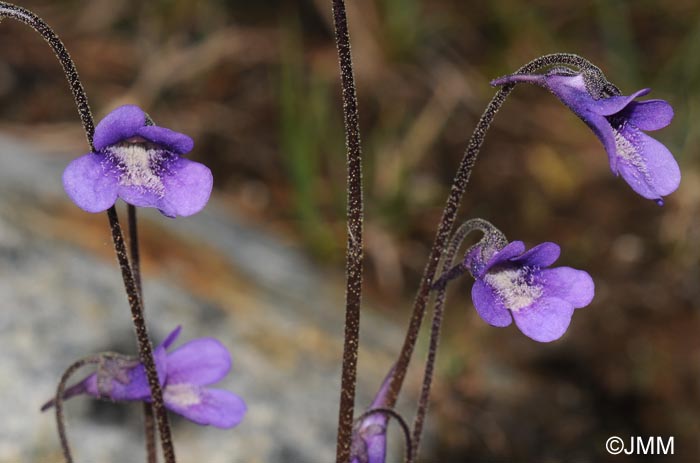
0,134,405,463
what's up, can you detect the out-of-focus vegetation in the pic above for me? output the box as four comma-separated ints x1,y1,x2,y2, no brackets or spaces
1,0,699,461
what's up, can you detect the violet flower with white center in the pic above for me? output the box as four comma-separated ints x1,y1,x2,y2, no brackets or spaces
43,327,247,429
464,240,594,342
491,69,680,205
63,105,213,218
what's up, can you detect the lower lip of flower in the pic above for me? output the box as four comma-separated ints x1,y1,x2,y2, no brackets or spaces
483,267,542,311
612,126,654,181
164,383,202,407
104,143,175,197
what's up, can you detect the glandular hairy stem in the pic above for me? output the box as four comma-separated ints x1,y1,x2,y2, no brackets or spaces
331,0,365,462
127,205,158,463
107,207,176,463
410,219,506,461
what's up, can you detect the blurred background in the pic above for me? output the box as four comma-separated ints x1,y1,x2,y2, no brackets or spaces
0,0,699,462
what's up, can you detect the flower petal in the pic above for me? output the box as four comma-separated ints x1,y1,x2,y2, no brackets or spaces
533,73,621,169
512,297,575,342
471,280,513,327
157,158,214,218
351,411,388,463
543,74,592,115
592,88,651,116
615,129,681,199
482,241,526,274
510,242,560,268
535,74,623,172
619,99,674,131
166,338,231,386
365,428,388,463
63,153,119,213
582,112,621,171
164,386,247,428
118,184,163,209
88,364,152,401
93,105,146,151
136,126,194,155
538,267,595,308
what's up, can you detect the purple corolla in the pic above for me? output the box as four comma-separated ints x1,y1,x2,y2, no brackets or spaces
492,69,680,204
350,368,394,463
63,105,213,217
43,327,246,429
465,240,594,342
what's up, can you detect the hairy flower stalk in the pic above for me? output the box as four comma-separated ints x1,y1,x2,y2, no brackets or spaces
384,53,620,409
409,220,506,461
0,4,177,461
128,205,158,463
106,207,177,462
331,0,365,461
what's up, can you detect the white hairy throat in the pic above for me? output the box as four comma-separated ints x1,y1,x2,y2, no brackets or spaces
164,383,202,407
105,142,172,197
483,266,543,312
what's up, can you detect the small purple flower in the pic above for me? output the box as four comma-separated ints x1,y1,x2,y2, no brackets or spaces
43,327,246,429
350,369,393,463
492,70,680,204
63,105,213,217
465,240,594,342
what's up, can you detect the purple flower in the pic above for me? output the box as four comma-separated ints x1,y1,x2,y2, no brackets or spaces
63,105,213,217
350,368,393,463
43,327,247,429
465,240,594,342
492,70,680,204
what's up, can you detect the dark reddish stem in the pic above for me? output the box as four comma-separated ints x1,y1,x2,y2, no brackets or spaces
128,205,158,463
331,0,365,461
384,88,512,408
409,219,505,461
107,207,175,463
